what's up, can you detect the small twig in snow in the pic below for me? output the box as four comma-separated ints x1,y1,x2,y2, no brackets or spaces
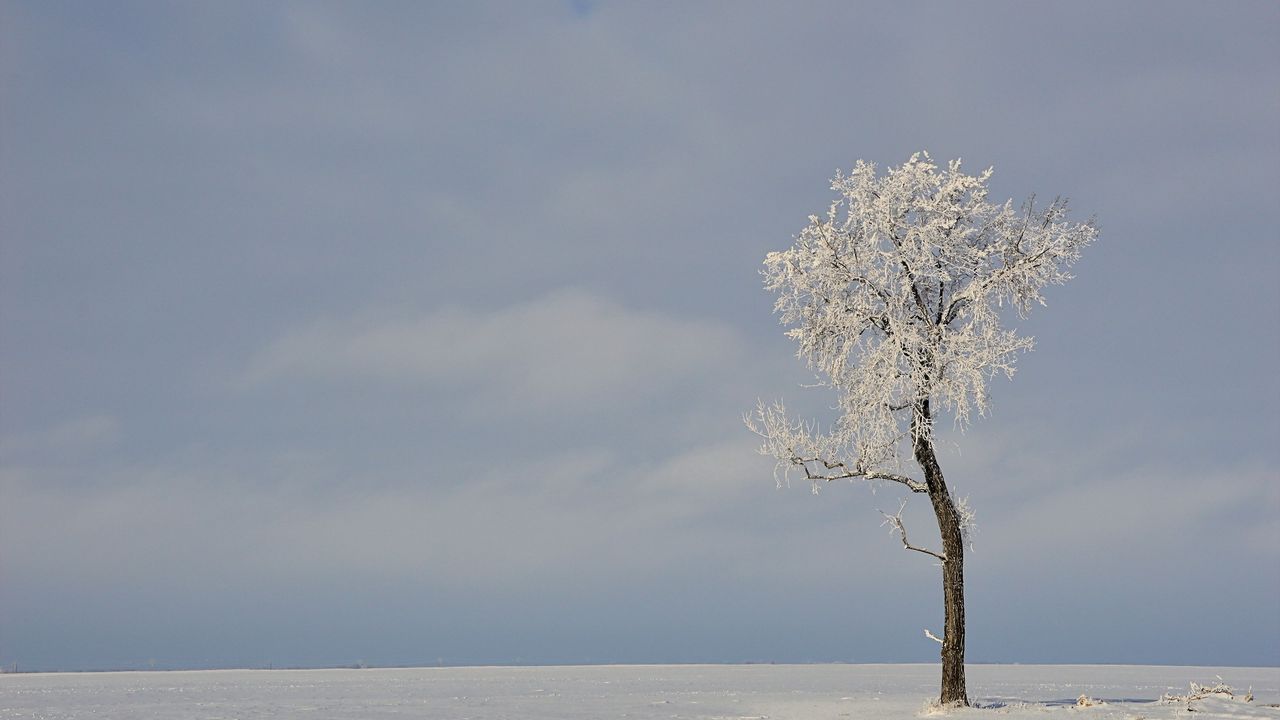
1160,679,1235,711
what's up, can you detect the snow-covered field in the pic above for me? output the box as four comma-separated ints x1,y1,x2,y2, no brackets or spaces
2,664,1277,719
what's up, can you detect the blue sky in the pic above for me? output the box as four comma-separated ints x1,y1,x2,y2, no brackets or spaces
1,1,1277,671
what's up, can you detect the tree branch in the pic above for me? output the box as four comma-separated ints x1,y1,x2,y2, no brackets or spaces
792,456,927,493
941,225,1062,325
886,227,934,324
818,229,895,308
941,295,970,326
881,501,947,561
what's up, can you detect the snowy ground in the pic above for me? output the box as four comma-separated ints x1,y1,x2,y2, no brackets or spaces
1,664,1277,719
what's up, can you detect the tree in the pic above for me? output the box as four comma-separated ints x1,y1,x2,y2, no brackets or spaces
747,152,1096,706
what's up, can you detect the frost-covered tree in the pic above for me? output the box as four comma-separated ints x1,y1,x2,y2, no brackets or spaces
747,152,1096,706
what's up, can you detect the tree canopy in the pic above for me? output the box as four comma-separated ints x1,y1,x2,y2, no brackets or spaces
750,152,1097,489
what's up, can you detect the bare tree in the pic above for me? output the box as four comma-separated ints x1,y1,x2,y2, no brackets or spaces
747,152,1096,706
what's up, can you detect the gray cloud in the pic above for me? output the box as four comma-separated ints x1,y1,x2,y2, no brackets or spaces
243,288,744,417
1,0,1277,670
0,414,121,459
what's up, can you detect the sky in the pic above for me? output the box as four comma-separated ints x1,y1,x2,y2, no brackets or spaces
1,1,1278,672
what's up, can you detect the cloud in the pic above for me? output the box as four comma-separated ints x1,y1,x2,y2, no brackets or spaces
980,463,1279,569
4,0,1278,669
0,437,784,599
243,288,745,417
0,414,121,459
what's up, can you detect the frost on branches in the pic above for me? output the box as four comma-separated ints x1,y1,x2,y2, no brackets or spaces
747,152,1096,493
746,151,1096,706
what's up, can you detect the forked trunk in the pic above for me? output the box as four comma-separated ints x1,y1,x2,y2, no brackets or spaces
913,400,968,706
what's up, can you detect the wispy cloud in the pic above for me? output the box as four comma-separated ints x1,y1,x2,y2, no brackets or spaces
243,288,745,416
0,414,121,459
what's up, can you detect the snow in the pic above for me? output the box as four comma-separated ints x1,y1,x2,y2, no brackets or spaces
2,664,1277,719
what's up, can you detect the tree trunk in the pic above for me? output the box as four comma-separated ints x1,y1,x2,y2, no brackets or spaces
913,400,969,707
